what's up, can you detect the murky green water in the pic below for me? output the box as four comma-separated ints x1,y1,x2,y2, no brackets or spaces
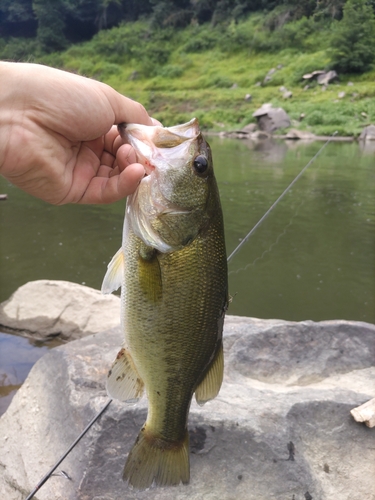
0,137,374,413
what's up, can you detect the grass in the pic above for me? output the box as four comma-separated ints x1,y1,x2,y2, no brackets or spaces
7,16,375,136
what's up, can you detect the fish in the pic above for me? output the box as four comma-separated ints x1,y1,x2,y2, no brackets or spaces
101,118,228,489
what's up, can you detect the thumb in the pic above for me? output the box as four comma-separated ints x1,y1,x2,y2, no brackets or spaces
101,83,154,126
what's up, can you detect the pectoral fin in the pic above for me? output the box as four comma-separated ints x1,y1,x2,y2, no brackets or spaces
107,347,144,403
138,245,163,302
195,342,224,406
101,247,124,294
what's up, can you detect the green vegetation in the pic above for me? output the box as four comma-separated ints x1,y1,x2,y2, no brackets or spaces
330,0,375,73
1,0,375,135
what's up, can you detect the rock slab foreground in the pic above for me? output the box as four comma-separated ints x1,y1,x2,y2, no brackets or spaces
0,282,374,500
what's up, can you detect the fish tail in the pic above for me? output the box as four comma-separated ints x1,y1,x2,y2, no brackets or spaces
123,425,190,490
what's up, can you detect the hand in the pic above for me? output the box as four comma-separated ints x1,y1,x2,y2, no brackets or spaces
0,62,154,204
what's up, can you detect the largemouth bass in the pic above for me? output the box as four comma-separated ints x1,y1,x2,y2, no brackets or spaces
102,118,228,489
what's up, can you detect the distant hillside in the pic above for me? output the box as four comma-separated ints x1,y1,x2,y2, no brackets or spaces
1,0,375,135
0,1,359,52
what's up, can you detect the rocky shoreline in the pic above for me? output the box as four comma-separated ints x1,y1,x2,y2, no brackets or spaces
0,281,374,500
208,102,375,143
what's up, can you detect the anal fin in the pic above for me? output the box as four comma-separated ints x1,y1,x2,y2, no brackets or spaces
107,347,144,403
195,342,224,406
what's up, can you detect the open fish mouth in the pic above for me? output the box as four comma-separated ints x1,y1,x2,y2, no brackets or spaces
118,118,200,175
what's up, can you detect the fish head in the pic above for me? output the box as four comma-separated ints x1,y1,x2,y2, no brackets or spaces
119,118,215,252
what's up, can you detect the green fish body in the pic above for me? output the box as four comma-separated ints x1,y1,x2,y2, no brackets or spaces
102,118,228,489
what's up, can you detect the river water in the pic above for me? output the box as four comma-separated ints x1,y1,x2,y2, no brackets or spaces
0,137,374,413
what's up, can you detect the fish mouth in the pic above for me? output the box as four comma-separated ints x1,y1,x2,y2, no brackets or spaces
118,119,200,176
118,123,156,176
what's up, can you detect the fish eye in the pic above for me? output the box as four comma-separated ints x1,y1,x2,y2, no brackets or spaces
193,155,208,174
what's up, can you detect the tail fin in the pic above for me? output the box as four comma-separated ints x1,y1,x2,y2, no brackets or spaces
123,426,190,490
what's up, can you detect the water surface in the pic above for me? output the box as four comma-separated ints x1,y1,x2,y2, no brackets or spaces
0,138,373,320
0,138,374,413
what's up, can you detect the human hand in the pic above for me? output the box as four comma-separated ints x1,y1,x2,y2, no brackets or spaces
0,62,154,204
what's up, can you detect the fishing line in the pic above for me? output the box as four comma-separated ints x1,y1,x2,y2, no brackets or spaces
25,398,112,500
229,214,296,276
226,131,338,263
25,131,337,500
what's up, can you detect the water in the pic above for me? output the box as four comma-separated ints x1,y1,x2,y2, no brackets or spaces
0,331,57,414
0,138,374,413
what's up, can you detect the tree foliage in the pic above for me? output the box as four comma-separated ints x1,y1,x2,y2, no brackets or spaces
1,0,375,77
330,0,375,73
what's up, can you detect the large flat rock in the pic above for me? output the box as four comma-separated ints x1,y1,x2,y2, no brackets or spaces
0,280,121,341
0,316,374,500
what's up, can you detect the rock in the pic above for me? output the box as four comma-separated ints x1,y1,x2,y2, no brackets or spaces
302,70,326,80
285,129,316,140
302,70,338,86
244,93,252,101
303,84,310,90
351,398,375,428
347,81,354,86
254,81,261,87
338,91,346,98
249,130,270,140
230,83,238,89
0,280,120,341
0,315,374,500
241,123,257,133
252,103,291,133
253,102,273,116
299,113,306,121
359,124,375,141
317,70,338,85
283,90,293,99
220,124,264,140
279,86,287,92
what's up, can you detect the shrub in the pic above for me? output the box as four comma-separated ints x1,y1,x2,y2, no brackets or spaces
157,64,184,79
329,0,375,73
305,110,324,126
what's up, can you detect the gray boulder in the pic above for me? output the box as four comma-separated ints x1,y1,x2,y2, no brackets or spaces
317,70,338,85
1,316,374,500
0,280,120,341
253,103,291,133
359,124,375,141
302,70,338,86
302,70,326,80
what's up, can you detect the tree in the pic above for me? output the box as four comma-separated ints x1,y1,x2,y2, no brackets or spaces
330,0,375,73
33,0,67,52
0,0,36,37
